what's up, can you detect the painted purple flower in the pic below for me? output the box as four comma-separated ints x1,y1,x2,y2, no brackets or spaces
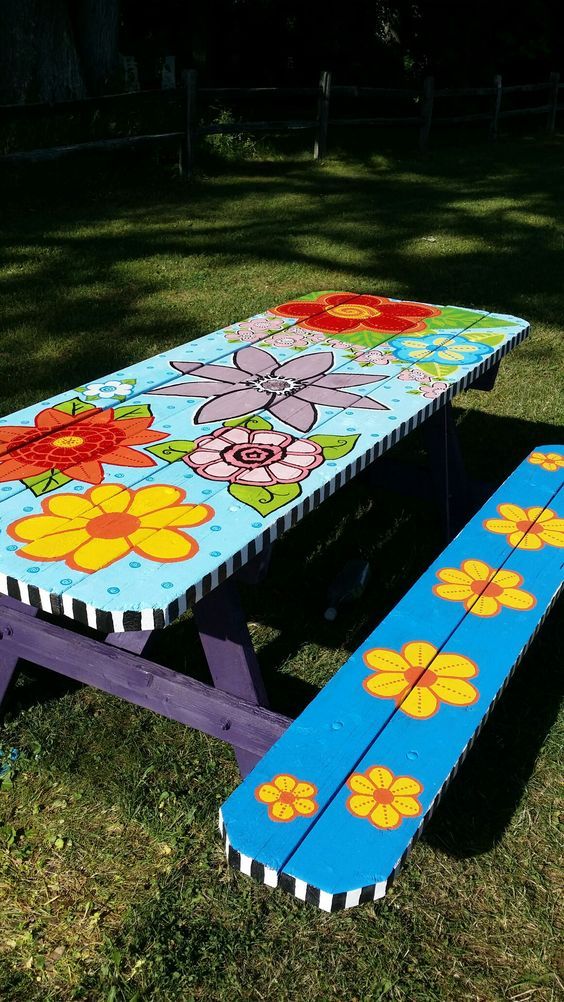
149,346,388,433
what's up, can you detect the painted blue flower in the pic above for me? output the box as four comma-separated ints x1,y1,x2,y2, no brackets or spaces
393,335,492,366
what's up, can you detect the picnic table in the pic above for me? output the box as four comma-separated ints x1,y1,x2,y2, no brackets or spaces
0,292,529,775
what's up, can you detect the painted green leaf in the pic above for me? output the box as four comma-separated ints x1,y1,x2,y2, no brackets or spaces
463,330,505,347
308,434,360,461
22,469,72,497
223,414,273,431
418,362,457,378
145,440,196,463
113,404,152,420
53,397,97,417
228,481,300,516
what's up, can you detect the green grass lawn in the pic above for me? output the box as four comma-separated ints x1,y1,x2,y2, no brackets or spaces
0,130,562,1001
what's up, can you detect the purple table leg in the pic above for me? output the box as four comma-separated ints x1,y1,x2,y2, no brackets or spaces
105,631,153,655
424,400,471,541
194,578,269,777
0,596,38,707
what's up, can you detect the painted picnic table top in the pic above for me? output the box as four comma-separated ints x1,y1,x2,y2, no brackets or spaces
0,291,529,632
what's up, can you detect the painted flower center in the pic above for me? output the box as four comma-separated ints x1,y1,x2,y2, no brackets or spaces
278,791,295,805
87,512,141,539
404,666,436,687
223,443,284,469
516,519,540,534
372,787,394,805
330,304,380,320
245,374,304,397
471,579,503,598
52,435,85,448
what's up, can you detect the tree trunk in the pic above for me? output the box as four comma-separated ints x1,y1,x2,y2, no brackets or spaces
0,0,85,104
75,0,121,94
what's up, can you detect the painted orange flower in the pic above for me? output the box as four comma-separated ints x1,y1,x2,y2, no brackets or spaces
484,504,564,550
7,483,213,573
255,774,318,823
528,451,564,473
269,292,440,337
363,640,479,719
0,406,167,485
346,766,423,830
433,558,536,617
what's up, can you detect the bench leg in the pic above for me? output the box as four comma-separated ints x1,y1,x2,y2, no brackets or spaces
194,579,269,777
423,401,471,541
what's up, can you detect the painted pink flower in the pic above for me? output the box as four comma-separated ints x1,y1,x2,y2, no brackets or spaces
184,426,324,487
355,349,392,365
422,380,448,399
398,367,431,383
150,346,388,433
224,317,288,343
263,329,310,349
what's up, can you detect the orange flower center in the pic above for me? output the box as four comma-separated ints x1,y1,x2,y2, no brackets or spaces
278,791,296,805
330,304,380,320
372,788,394,805
516,519,541,534
52,435,85,448
87,512,141,539
470,579,503,597
404,666,436,687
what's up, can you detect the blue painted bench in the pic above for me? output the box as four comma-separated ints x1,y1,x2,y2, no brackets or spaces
219,446,563,910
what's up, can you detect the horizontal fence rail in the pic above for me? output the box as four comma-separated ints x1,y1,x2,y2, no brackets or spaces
0,70,562,170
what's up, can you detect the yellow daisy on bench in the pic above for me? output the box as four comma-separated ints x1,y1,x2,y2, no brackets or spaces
433,559,536,617
483,503,564,550
363,641,479,719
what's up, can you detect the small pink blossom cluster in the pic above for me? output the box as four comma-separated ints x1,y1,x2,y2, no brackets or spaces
398,367,448,399
225,316,288,343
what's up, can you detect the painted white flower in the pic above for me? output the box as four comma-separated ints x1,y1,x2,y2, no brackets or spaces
82,380,134,399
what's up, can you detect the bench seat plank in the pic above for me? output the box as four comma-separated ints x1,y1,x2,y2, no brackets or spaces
281,483,562,909
219,448,563,884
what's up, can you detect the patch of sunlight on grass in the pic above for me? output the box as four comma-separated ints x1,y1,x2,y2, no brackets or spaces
0,771,172,995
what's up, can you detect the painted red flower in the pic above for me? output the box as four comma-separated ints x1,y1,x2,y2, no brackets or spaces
0,407,168,485
269,292,440,336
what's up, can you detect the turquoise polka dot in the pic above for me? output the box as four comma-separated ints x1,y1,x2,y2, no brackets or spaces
347,427,356,432
129,561,141,569
388,416,398,421
2,487,11,492
184,473,194,479
27,567,40,574
345,410,353,415
107,587,120,595
60,578,73,586
392,398,400,402
115,473,124,479
328,461,337,466
210,550,221,558
202,489,213,495
161,581,173,589
6,545,16,551
167,405,175,410
23,506,33,512
252,522,262,528
73,486,84,491
211,525,222,532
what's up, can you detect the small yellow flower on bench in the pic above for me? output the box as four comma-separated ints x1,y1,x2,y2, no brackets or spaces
346,766,422,831
483,503,563,550
363,641,479,719
528,451,564,472
433,558,536,617
255,774,318,823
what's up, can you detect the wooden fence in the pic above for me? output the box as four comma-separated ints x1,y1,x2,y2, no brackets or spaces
1,70,562,171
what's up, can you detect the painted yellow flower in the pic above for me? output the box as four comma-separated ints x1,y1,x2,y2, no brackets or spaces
433,558,536,617
346,766,423,830
528,451,564,473
255,774,318,823
363,641,479,719
7,483,214,573
484,503,564,550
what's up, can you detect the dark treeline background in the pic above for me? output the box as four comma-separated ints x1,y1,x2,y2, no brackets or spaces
0,0,563,105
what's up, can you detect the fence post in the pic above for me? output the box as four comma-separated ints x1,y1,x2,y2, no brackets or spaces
182,69,198,177
490,74,502,140
547,71,560,133
419,76,434,151
314,70,331,160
